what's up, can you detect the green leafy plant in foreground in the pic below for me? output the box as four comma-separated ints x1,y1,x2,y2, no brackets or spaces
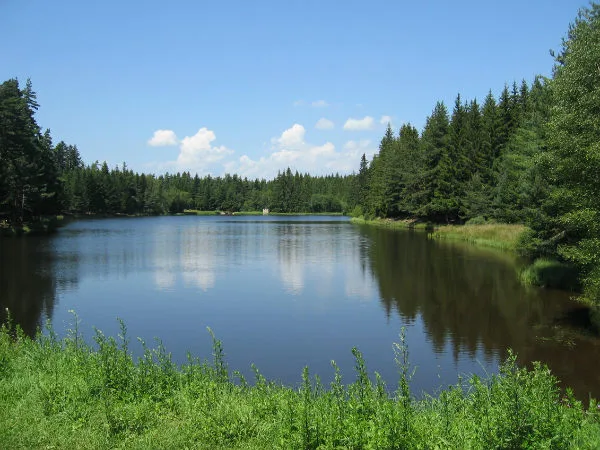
0,313,599,449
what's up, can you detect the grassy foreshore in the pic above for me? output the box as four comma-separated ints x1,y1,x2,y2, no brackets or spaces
350,217,433,231
1,318,599,449
431,223,528,251
351,217,526,251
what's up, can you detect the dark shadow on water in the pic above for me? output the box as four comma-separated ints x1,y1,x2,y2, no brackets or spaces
358,225,600,400
0,237,62,336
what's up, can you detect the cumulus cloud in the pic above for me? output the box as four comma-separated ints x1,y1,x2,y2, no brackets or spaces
275,123,306,147
343,116,375,131
380,115,392,125
148,129,178,146
223,124,376,179
177,128,233,167
315,118,334,130
150,127,233,174
343,140,376,158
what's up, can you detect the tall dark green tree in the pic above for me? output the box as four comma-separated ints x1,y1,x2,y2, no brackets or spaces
526,3,600,302
416,102,457,222
367,124,396,218
393,123,421,216
0,79,62,223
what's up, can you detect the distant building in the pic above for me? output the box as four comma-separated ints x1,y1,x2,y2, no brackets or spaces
263,208,269,215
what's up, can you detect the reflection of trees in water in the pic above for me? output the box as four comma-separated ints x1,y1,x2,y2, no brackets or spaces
361,226,600,399
0,238,62,336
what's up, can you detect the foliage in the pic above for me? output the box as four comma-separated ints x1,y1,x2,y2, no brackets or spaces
354,3,600,298
519,4,600,303
432,223,527,251
519,258,580,290
0,317,598,449
0,79,74,223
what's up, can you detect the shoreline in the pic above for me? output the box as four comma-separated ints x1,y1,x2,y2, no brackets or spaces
0,212,347,236
350,217,526,251
1,320,597,448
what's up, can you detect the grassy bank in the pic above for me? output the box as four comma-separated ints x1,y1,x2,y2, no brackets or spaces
520,258,581,291
183,209,219,215
351,218,526,251
350,217,432,230
432,223,528,251
1,317,598,449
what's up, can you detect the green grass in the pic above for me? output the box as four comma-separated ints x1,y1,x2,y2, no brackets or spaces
352,218,528,251
233,211,264,216
431,223,528,251
350,217,432,230
1,315,598,449
520,258,580,291
182,210,219,215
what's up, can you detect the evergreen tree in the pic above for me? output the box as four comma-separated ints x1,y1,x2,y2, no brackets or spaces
394,123,421,216
526,3,600,302
367,124,396,217
416,102,456,222
480,90,500,179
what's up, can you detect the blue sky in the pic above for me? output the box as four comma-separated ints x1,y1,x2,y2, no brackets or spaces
0,0,587,179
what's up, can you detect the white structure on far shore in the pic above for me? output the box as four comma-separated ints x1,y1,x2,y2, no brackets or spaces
263,208,269,215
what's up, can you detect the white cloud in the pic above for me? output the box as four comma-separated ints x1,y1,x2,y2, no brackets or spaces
309,142,336,157
311,100,329,108
315,118,334,130
223,124,376,179
293,100,305,107
342,140,377,163
148,129,178,146
150,127,233,174
275,123,306,147
177,127,233,167
343,116,375,131
380,115,392,125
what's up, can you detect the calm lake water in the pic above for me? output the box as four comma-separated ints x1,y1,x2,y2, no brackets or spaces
1,216,599,399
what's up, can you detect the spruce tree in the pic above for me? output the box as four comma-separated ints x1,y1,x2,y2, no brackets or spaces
417,102,456,222
527,3,600,302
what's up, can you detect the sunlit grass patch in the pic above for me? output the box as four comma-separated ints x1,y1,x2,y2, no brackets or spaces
183,209,218,215
520,258,580,290
432,223,528,250
350,217,432,230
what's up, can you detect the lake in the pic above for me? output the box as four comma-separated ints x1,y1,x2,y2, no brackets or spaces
1,215,599,399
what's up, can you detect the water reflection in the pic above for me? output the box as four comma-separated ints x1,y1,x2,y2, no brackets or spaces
1,217,599,401
180,225,216,291
359,225,600,398
275,223,354,298
0,238,62,336
277,224,305,294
